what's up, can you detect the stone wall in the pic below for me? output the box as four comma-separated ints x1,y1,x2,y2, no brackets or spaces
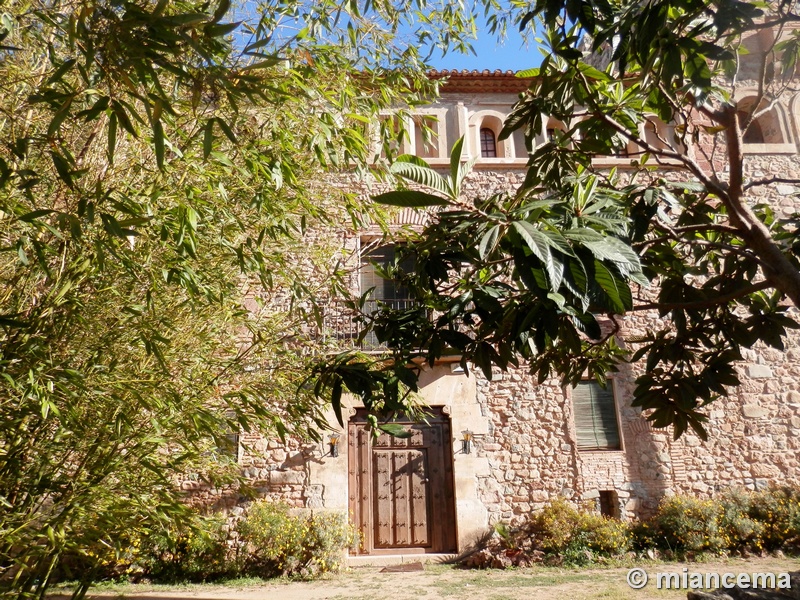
185,71,800,555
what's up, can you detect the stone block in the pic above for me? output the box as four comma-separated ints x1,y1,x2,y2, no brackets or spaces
269,470,306,485
742,405,769,418
530,491,549,502
746,364,773,379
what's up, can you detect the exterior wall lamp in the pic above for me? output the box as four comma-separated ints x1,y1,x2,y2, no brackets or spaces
328,432,341,458
461,430,473,455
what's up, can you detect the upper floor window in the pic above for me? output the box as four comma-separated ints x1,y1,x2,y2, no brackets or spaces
360,244,414,307
413,115,440,159
480,128,497,158
737,97,788,145
359,243,416,348
572,379,621,451
643,118,673,151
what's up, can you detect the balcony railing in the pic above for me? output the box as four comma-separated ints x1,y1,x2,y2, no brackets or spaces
321,298,417,351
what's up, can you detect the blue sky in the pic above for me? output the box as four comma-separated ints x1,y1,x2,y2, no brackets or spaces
233,3,546,73
425,17,545,72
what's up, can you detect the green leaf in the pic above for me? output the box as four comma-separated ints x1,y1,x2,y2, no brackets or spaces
0,314,28,328
450,136,464,186
378,423,413,438
593,260,631,313
153,120,165,170
372,190,449,208
512,221,562,288
112,101,137,137
107,112,117,164
242,58,281,70
18,209,56,222
215,118,237,144
48,97,74,137
50,152,74,188
46,58,77,85
391,158,449,195
479,225,502,259
331,377,343,427
212,0,231,22
205,21,241,37
203,119,214,159
516,67,540,77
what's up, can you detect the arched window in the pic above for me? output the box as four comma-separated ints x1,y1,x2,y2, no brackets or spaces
643,117,673,150
737,97,786,144
738,110,765,144
545,117,570,148
480,128,497,158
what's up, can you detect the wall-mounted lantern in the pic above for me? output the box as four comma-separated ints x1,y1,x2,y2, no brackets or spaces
328,432,341,458
461,430,473,455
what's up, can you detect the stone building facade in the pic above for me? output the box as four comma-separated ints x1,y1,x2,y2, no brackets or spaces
188,52,800,558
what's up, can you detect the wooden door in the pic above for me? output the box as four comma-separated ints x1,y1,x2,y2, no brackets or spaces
348,408,456,554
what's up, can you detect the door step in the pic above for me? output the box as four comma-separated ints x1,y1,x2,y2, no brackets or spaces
346,553,456,567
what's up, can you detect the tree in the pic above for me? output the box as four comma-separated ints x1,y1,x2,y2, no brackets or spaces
315,0,800,441
0,0,483,595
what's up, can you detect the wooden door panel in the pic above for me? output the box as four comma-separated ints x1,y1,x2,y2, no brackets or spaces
409,450,431,546
372,448,431,548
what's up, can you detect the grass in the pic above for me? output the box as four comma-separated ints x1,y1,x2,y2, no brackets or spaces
50,576,270,595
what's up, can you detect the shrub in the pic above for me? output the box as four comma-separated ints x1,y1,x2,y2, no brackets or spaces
525,498,631,564
134,514,233,582
748,486,800,550
717,488,764,552
642,487,800,555
466,487,800,570
646,495,727,553
236,501,357,579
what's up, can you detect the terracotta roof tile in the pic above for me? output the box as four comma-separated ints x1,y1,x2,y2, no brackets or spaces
428,69,534,93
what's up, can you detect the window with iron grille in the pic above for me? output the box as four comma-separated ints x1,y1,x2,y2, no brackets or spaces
360,244,414,306
359,244,416,348
572,379,621,451
480,128,497,158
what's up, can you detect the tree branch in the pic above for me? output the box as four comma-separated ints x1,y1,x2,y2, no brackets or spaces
633,280,773,312
634,223,740,248
744,176,800,191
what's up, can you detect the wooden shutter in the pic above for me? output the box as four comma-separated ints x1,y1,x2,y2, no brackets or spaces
572,380,621,450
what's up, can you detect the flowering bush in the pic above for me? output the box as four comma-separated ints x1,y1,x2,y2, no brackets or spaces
645,495,727,553
465,487,800,569
236,501,357,579
717,488,765,551
527,498,632,563
640,487,800,555
464,498,632,568
747,486,800,550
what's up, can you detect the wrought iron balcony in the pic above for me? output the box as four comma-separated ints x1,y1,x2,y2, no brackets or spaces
321,298,417,351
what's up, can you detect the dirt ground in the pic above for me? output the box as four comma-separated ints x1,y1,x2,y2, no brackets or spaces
73,556,800,600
